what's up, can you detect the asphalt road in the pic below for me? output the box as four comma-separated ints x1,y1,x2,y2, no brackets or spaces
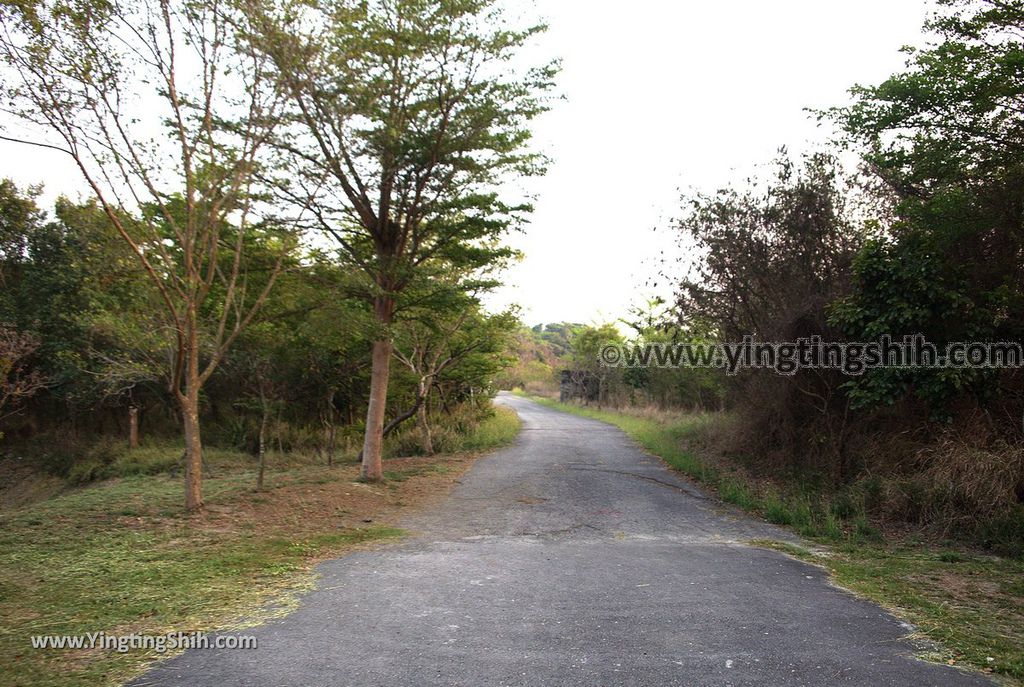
131,393,991,687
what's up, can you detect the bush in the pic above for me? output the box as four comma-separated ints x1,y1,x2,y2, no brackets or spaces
384,402,520,458
65,438,124,484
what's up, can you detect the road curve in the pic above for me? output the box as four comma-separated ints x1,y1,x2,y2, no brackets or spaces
130,392,991,687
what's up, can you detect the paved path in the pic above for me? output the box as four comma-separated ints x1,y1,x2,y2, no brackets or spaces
131,393,991,686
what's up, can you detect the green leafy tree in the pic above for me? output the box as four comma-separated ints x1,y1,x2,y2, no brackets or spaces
220,251,376,466
1,0,293,511
391,293,517,454
0,325,46,432
827,0,1024,414
0,180,43,316
0,183,161,427
248,0,557,480
566,323,622,406
621,299,724,410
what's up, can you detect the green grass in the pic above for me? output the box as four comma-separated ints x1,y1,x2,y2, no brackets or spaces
380,406,520,486
458,405,521,451
381,403,521,460
0,470,403,687
0,465,401,687
531,396,1024,683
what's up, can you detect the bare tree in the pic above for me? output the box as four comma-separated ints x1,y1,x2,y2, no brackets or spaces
0,0,292,511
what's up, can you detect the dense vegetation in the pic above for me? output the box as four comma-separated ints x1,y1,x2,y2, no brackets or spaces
0,5,539,682
0,182,518,485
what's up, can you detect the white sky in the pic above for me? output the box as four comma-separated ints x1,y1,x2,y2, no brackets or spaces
485,0,933,327
0,1,933,327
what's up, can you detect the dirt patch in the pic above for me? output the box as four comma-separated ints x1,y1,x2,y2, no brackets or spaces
183,453,480,539
929,570,1002,599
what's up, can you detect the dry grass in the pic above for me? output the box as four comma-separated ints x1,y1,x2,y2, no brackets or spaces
912,437,1024,527
0,461,65,510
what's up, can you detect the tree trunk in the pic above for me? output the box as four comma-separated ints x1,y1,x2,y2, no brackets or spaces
355,392,425,464
417,380,433,455
128,405,139,449
181,380,203,513
275,406,284,455
325,423,336,467
437,382,451,414
361,339,392,480
323,390,336,467
181,319,204,513
257,402,269,491
360,296,394,481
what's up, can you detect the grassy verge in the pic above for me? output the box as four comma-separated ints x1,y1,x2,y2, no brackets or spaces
457,404,522,451
0,402,520,687
528,396,1024,684
0,472,403,687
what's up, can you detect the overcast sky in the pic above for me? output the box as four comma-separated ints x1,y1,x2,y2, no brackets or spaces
0,1,932,328
484,0,933,327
